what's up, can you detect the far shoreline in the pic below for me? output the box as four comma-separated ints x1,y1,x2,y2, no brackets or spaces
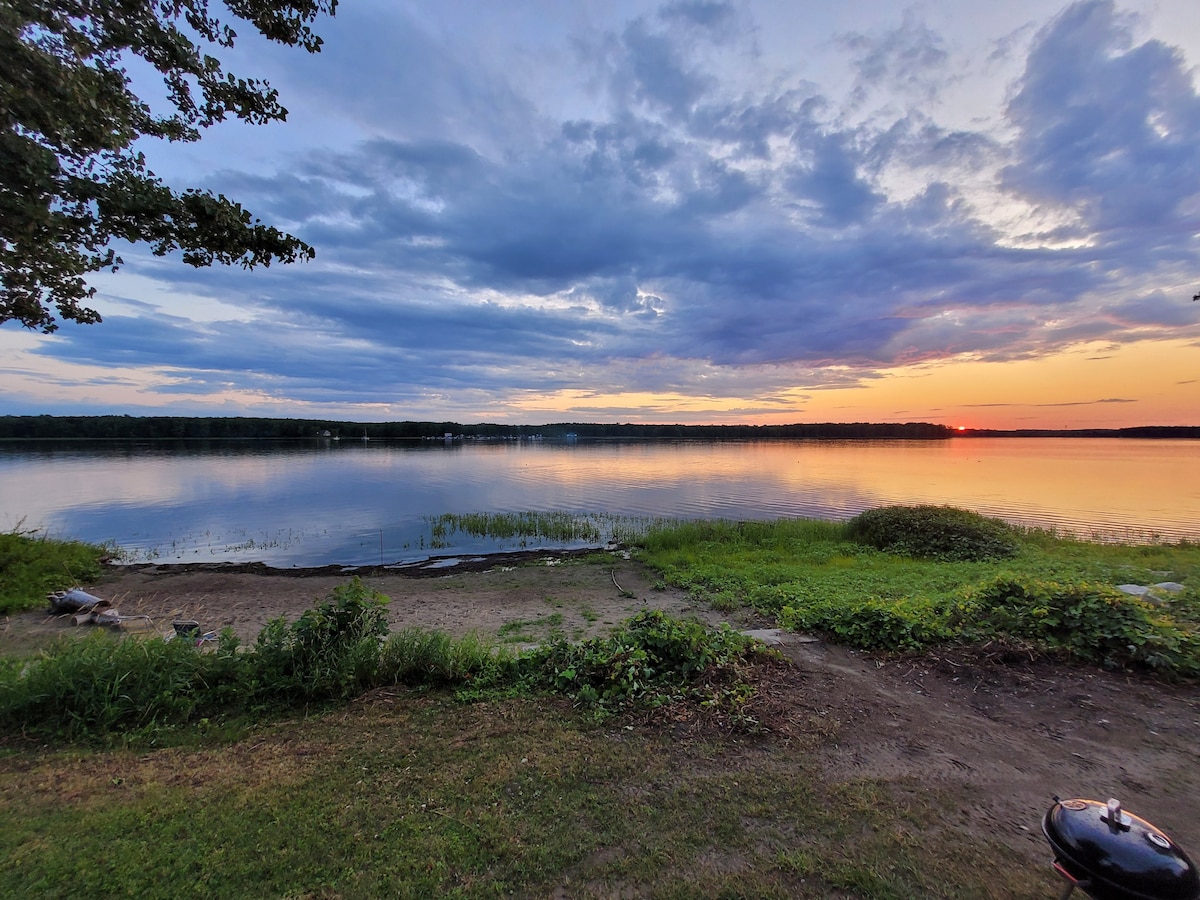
2,414,1197,443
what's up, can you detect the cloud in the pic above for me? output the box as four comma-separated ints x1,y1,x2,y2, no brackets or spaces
11,0,1200,423
839,11,954,107
964,397,1137,407
1002,1,1200,246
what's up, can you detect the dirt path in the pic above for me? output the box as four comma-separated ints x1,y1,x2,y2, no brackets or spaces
771,640,1200,868
4,549,1198,874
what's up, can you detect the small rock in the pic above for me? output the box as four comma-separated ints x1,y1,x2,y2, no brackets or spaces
1116,584,1149,596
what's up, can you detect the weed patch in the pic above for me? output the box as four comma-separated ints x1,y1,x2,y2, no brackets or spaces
779,595,952,652
522,610,766,726
0,579,392,742
379,628,512,688
955,576,1200,676
0,529,110,614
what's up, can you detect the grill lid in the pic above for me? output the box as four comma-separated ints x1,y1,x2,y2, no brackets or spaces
1042,797,1200,900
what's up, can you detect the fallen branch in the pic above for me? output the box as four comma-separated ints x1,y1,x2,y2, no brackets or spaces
611,569,635,599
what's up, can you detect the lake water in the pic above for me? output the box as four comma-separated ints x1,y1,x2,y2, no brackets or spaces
1,438,1196,566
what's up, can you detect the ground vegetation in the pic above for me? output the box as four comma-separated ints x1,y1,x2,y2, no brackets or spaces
1,511,1198,896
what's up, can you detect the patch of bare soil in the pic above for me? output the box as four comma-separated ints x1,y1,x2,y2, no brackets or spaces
5,550,1198,875
3,549,756,651
765,640,1200,872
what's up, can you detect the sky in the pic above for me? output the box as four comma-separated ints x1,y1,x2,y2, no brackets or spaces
3,0,1200,429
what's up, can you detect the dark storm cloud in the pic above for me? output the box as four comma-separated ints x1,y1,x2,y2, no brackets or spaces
21,0,1200,411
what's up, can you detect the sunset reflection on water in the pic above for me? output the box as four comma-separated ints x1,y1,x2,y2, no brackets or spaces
0,437,1195,564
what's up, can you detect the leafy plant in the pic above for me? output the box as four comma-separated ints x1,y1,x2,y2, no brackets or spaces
523,610,761,717
956,576,1200,676
845,505,1019,562
247,578,389,702
779,595,952,652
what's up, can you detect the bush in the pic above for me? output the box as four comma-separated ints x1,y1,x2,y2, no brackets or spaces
247,578,389,703
524,610,758,711
956,576,1200,676
846,506,1018,562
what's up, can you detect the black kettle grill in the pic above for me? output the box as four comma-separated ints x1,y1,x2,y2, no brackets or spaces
1043,797,1200,900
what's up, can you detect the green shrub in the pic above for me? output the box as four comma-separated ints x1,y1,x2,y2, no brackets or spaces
956,576,1200,676
778,596,952,651
846,506,1019,562
524,610,758,711
0,529,110,614
247,578,389,703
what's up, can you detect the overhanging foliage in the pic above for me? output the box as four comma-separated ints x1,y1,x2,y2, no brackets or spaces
1,0,336,332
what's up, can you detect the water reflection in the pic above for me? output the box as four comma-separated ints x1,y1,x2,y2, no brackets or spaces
0,438,1196,565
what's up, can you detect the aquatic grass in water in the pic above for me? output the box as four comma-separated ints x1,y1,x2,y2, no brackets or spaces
115,525,310,564
424,511,672,550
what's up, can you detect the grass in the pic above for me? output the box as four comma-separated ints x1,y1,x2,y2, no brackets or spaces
0,528,111,615
498,612,566,643
635,512,1200,675
424,511,671,550
1,507,1197,896
0,694,1047,899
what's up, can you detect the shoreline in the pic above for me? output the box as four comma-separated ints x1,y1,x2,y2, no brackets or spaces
4,549,738,654
105,545,618,580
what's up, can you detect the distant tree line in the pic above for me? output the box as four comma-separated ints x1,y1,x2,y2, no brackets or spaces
956,426,1200,439
0,416,958,441
1,417,1196,441
544,422,954,440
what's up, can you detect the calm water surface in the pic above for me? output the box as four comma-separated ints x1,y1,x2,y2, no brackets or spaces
1,438,1196,566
